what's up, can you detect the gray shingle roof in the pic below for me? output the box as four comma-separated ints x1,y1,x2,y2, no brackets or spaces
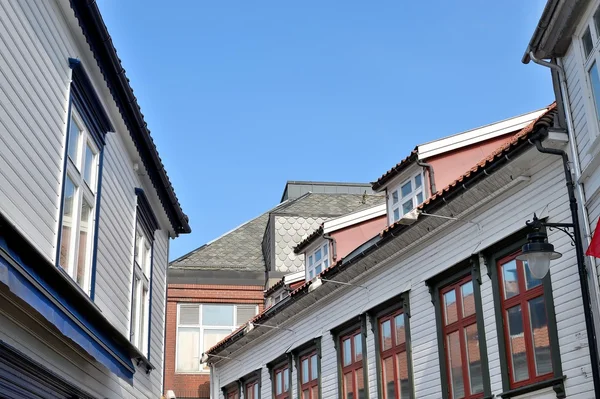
170,193,384,272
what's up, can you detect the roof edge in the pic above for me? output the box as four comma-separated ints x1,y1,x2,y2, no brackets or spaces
70,0,190,235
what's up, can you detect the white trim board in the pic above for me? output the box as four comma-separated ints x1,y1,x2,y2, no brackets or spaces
417,108,548,159
323,204,386,234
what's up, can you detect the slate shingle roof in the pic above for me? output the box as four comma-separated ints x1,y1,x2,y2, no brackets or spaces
170,193,384,272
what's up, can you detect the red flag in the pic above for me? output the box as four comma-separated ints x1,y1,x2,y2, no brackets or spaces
587,218,600,258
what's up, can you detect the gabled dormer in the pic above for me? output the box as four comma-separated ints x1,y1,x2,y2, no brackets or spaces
372,108,549,225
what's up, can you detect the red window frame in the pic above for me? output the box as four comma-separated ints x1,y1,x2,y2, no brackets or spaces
245,380,259,399
274,363,290,399
340,329,364,399
440,274,484,399
378,308,409,399
300,351,319,399
497,251,553,389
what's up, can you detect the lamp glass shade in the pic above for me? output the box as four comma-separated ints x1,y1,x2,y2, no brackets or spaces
521,252,552,279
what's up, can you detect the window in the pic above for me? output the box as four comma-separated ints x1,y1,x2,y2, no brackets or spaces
496,252,553,388
130,219,152,355
176,303,258,372
340,330,366,399
440,276,485,399
388,172,425,223
227,388,240,399
273,363,291,399
378,309,411,399
306,242,329,280
299,351,319,399
246,380,260,399
58,107,99,293
58,59,112,297
580,5,600,137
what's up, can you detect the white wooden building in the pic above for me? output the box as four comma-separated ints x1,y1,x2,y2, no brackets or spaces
0,0,190,398
206,107,599,399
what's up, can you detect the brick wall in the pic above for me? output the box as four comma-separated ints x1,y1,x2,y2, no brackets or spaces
164,284,264,398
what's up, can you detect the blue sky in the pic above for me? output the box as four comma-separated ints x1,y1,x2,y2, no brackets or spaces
97,0,552,260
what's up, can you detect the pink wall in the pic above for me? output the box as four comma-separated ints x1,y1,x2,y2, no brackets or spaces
426,133,514,191
329,215,387,261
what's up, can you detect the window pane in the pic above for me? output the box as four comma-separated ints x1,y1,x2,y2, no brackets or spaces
323,243,328,255
416,192,424,204
311,386,318,399
203,304,234,326
236,304,257,325
447,330,465,399
315,248,322,262
83,143,95,187
203,329,231,356
177,327,199,371
131,275,139,340
383,356,395,399
354,334,362,362
396,351,411,399
68,114,81,165
415,174,422,188
502,260,520,299
595,8,600,39
392,190,399,204
529,296,552,376
309,270,314,279
311,354,318,380
464,324,484,395
138,287,148,349
276,371,282,394
402,199,413,215
444,290,458,325
589,62,600,123
524,260,542,290
143,242,151,276
507,305,529,382
283,368,290,391
401,181,412,198
135,228,143,265
344,372,353,399
254,384,259,398
76,199,92,288
59,177,76,270
381,319,392,351
356,368,365,399
343,338,352,366
179,304,200,325
583,27,594,57
302,389,309,399
393,208,400,222
302,358,309,384
315,265,322,275
309,255,313,266
461,281,475,318
395,314,405,346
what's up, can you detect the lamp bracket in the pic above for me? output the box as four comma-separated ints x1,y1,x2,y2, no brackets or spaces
525,214,575,245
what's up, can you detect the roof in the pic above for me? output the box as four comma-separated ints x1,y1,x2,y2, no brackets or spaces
69,0,190,235
280,181,374,202
522,0,589,63
206,104,557,357
171,193,384,272
371,149,418,191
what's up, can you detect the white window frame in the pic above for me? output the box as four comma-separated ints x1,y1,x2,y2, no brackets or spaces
58,107,99,294
130,219,152,356
387,171,425,224
175,303,259,373
577,1,600,146
306,242,330,281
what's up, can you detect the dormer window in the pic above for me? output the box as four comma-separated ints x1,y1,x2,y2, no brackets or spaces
388,171,425,223
307,242,329,280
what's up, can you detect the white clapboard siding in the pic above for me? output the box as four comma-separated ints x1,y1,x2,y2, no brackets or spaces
213,153,595,398
0,0,173,397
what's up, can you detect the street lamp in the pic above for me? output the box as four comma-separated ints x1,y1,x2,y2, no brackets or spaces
516,213,569,279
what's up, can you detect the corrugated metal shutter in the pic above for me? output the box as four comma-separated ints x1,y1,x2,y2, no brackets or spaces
179,304,200,325
236,305,257,325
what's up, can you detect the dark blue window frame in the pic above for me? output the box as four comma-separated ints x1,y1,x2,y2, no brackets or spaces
56,58,113,300
131,188,159,361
